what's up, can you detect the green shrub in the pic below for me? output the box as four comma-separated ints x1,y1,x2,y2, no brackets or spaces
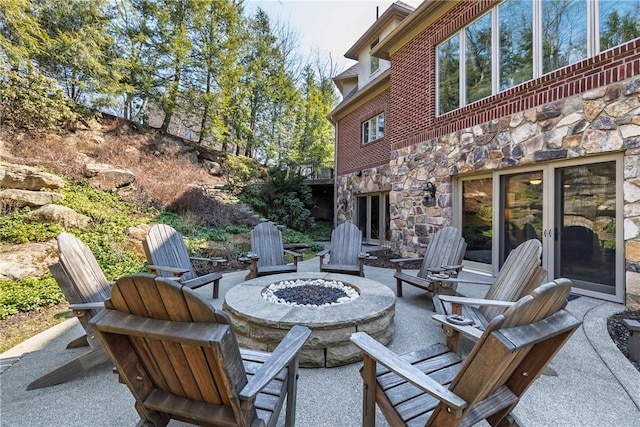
222,154,259,190
0,67,76,131
0,275,64,320
238,168,315,232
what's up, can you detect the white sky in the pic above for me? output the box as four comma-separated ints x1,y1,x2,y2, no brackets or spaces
246,0,423,72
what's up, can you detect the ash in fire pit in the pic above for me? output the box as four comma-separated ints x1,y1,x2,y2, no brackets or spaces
263,278,359,307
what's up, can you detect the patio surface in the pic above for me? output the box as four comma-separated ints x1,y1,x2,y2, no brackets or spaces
2,258,640,426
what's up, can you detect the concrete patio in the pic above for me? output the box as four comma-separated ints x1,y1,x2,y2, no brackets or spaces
2,258,639,426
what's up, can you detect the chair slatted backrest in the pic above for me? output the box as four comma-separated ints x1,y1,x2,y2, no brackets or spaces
251,222,286,269
144,224,196,281
481,239,545,321
428,278,580,425
96,274,252,426
329,222,363,266
55,233,111,315
417,226,467,279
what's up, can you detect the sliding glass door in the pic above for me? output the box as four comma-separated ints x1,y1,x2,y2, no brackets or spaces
495,156,622,302
356,193,389,245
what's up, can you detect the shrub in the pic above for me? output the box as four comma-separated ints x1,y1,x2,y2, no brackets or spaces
239,167,315,232
221,154,259,190
0,67,76,131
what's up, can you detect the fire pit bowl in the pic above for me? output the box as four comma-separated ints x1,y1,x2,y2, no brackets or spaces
223,272,396,367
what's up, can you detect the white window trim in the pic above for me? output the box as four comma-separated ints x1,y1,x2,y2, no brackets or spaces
362,112,385,144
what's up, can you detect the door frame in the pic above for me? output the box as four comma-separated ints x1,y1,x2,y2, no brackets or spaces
493,154,624,303
455,154,624,303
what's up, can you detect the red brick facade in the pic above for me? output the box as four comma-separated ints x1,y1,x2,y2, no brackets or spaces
389,1,640,150
335,89,391,175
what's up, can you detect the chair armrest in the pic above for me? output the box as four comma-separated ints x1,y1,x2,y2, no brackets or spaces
441,264,463,271
146,264,189,276
350,332,467,415
431,314,484,340
427,275,494,286
359,252,374,260
239,325,311,400
283,249,303,259
437,295,515,308
390,257,422,263
317,248,330,256
189,256,227,265
69,302,105,311
246,252,259,260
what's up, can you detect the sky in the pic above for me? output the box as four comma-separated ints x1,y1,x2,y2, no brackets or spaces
246,0,423,72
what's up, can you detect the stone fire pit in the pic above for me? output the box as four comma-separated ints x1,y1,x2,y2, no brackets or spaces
223,272,396,367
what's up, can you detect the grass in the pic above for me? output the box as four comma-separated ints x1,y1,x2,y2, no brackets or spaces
0,302,72,354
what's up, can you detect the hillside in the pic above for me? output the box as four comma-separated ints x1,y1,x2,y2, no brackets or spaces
0,117,264,351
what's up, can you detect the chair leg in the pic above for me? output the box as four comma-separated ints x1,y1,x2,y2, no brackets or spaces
284,356,301,427
361,356,377,427
212,278,220,299
396,279,403,297
27,346,109,390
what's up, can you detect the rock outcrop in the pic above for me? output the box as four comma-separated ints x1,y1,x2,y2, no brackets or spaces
0,163,64,190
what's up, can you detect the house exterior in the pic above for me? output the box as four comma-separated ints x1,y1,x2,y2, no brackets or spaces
329,0,640,308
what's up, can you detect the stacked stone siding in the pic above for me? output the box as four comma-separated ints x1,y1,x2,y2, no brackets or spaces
335,89,391,175
335,76,640,308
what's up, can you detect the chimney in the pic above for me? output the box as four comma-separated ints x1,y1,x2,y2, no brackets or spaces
376,6,379,20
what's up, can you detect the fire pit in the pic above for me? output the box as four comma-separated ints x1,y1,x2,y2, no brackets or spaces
223,272,396,367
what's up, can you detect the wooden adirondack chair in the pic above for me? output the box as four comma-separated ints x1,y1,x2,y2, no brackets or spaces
432,239,547,349
27,232,111,390
351,278,581,427
245,222,302,280
143,223,226,298
317,222,369,277
392,226,467,297
89,274,311,427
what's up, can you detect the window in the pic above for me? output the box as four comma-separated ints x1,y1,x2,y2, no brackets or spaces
362,112,384,144
436,0,640,115
370,38,380,74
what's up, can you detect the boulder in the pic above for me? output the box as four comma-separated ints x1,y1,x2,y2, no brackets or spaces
0,189,65,208
29,204,91,229
0,240,58,281
203,160,222,176
85,163,135,191
0,163,65,190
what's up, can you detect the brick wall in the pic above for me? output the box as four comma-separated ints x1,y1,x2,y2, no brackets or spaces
389,1,640,151
336,89,391,175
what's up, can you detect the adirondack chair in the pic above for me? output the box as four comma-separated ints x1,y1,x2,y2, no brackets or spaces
317,222,369,277
432,239,546,355
143,223,226,299
351,278,581,427
27,232,111,390
89,274,311,427
392,226,467,297
245,222,302,280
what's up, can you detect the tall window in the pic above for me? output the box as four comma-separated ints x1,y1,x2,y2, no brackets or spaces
466,12,493,104
436,0,640,115
370,38,380,74
499,0,533,90
362,112,384,144
600,0,640,51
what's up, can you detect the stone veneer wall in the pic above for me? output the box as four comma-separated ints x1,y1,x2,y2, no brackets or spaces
335,76,640,308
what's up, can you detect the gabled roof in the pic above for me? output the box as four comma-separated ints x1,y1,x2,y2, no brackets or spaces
332,63,359,93
333,63,359,81
373,0,453,60
344,1,415,60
